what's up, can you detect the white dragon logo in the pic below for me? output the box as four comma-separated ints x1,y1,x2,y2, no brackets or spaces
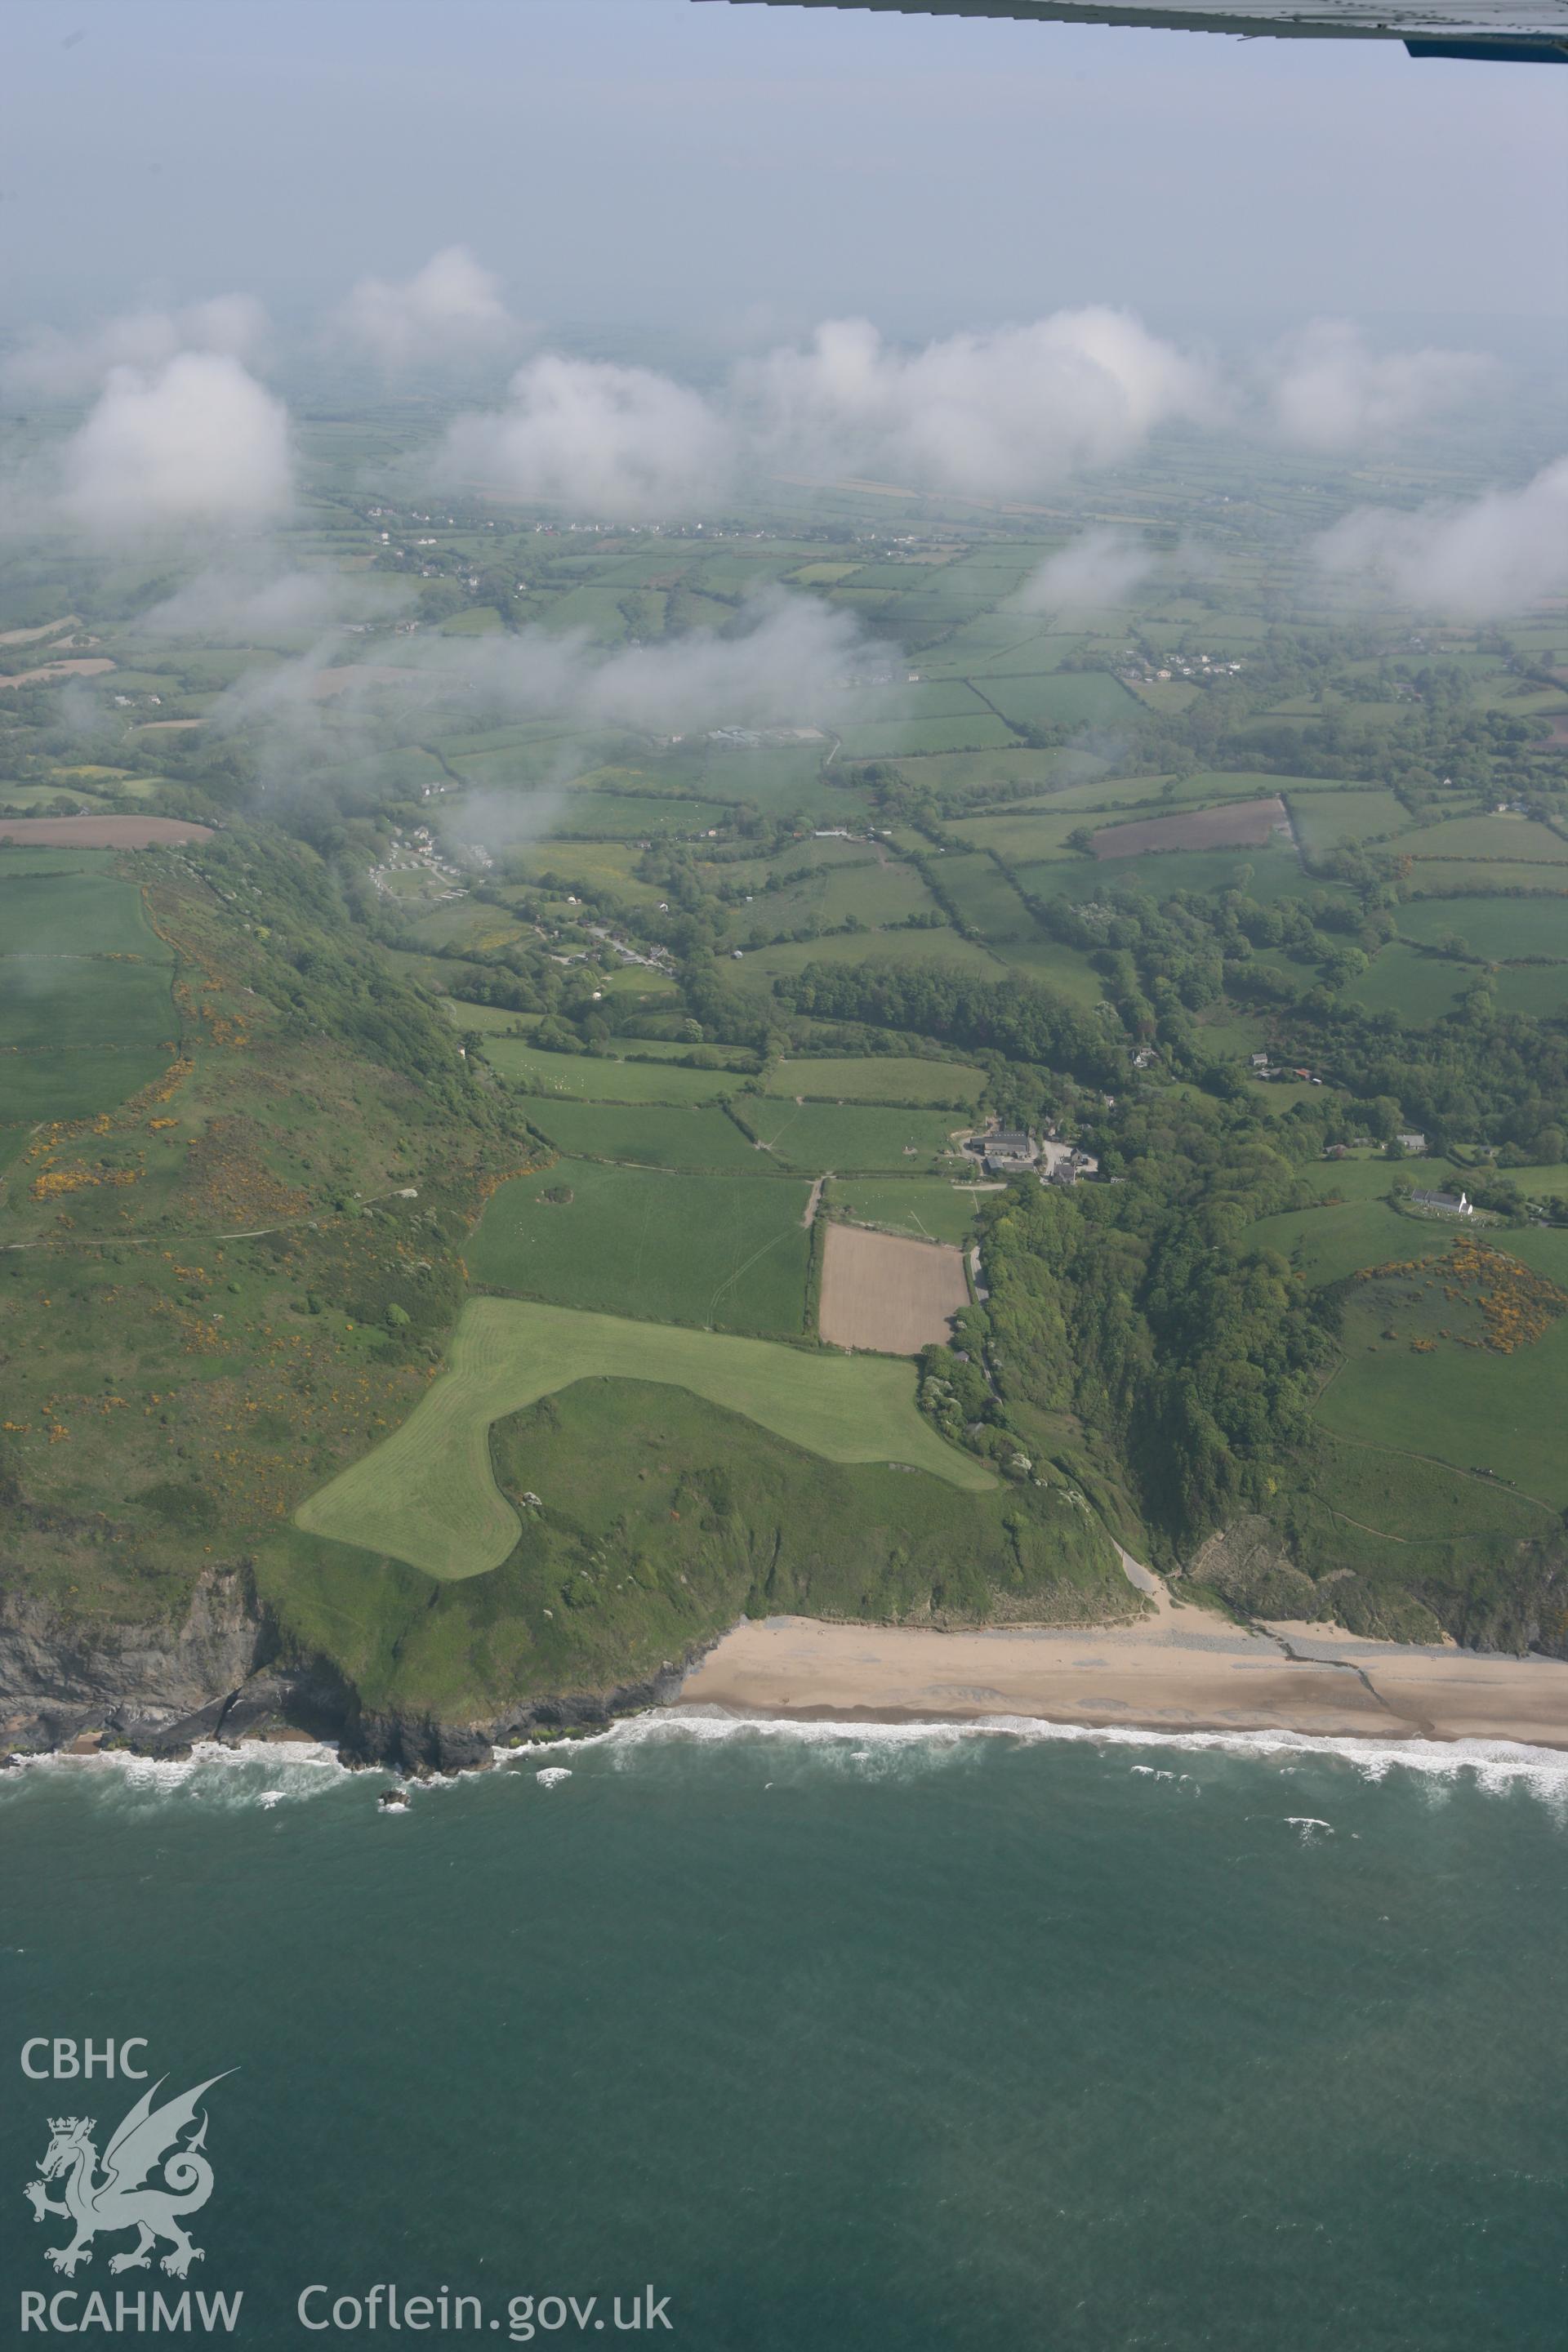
24,2074,232,2280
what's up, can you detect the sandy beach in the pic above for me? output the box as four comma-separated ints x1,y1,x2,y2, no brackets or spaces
672,1574,1568,1749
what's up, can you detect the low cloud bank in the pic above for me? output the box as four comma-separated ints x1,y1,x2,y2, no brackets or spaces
1018,528,1157,612
336,247,514,368
1260,320,1494,453
219,586,883,738
212,587,893,843
441,354,726,519
1,294,269,402
58,354,293,540
437,307,1215,516
1313,457,1568,615
140,567,410,641
737,310,1215,497
434,307,1504,519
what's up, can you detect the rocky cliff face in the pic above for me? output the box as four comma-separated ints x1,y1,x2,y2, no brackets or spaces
0,1561,704,1772
0,1564,319,1755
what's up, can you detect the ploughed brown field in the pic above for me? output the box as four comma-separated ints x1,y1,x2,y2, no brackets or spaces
817,1222,969,1356
0,814,215,847
1091,795,1289,858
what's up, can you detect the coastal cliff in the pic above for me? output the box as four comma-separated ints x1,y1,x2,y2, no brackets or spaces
0,1558,698,1773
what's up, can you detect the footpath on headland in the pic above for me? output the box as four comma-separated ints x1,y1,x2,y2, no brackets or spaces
671,1555,1568,1750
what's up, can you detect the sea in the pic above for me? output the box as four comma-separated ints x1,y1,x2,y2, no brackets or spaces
3,1717,1566,2352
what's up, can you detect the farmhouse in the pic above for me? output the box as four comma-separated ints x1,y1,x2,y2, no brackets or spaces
970,1127,1038,1177
1398,1132,1428,1155
1048,1147,1099,1187
1412,1188,1473,1217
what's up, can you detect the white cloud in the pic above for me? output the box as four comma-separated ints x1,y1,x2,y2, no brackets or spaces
1018,528,1157,612
1312,457,1568,616
438,354,730,519
479,586,875,734
217,588,884,742
212,586,891,835
1,294,269,402
1260,320,1494,453
337,246,512,368
59,353,293,539
737,310,1218,497
139,567,409,641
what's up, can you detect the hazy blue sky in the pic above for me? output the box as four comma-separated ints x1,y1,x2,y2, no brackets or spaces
4,0,1566,348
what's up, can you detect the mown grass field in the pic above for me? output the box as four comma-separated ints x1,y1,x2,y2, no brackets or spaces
518,1097,767,1169
826,1176,985,1246
467,1157,812,1334
485,1040,741,1103
763,1054,986,1106
296,1295,996,1577
738,1098,971,1171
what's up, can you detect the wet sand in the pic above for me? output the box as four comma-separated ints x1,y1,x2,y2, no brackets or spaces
673,1584,1568,1749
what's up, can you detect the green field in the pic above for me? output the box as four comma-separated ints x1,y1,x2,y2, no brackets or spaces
548,791,735,840
723,859,936,943
0,868,165,956
990,935,1109,1005
519,1097,768,1169
1020,840,1311,905
977,671,1138,731
485,1040,741,1103
826,1176,986,1245
728,926,1004,992
1247,1196,1442,1285
1396,895,1568,960
738,1098,971,1171
835,715,1020,759
1491,964,1568,1017
1289,787,1410,853
1317,1288,1568,1507
1339,948,1470,1022
0,865,176,1118
296,1295,996,1577
763,1054,986,1107
945,810,1101,866
1394,813,1568,866
438,999,541,1034
468,1158,812,1334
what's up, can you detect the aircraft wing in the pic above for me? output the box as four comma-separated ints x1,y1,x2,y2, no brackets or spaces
702,0,1568,62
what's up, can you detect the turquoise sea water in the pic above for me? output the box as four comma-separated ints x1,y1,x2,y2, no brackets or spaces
3,1719,1567,2350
